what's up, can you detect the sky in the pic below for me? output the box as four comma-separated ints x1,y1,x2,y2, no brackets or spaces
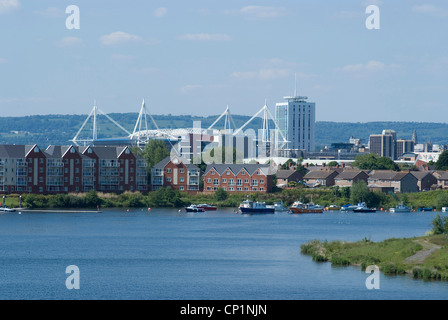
0,0,447,123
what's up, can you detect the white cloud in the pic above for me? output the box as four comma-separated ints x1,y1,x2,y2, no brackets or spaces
34,7,64,18
232,6,286,20
338,60,386,72
177,33,232,42
154,7,167,18
57,37,83,47
180,84,203,93
230,68,291,80
412,4,447,17
412,4,438,14
0,0,19,14
100,31,143,45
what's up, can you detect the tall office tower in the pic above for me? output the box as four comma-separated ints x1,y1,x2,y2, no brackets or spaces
369,129,397,160
396,139,415,159
275,95,315,152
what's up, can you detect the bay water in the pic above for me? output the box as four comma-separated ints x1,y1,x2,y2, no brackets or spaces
0,208,447,300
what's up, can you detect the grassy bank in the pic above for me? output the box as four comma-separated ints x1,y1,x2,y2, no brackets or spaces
2,187,448,210
300,234,448,281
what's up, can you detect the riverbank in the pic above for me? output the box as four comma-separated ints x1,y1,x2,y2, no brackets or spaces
2,187,448,210
300,234,448,281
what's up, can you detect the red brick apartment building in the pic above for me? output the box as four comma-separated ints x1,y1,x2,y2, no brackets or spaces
203,164,273,193
0,144,147,194
151,156,201,193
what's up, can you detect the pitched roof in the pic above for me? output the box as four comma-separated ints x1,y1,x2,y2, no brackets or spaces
432,170,448,180
410,171,435,180
368,170,414,181
304,169,338,179
204,163,271,176
0,144,37,158
275,169,303,179
152,156,200,170
335,170,368,180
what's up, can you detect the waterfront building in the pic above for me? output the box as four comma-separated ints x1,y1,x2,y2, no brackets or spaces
202,163,273,193
0,144,147,194
275,169,305,188
367,170,418,193
151,156,200,193
303,169,339,187
334,170,369,188
409,171,437,191
275,95,315,152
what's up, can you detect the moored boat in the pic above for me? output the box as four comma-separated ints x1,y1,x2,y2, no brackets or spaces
325,205,341,211
289,201,323,214
389,203,411,213
353,202,376,213
185,205,205,212
0,207,16,212
196,204,217,211
340,204,358,211
239,200,275,214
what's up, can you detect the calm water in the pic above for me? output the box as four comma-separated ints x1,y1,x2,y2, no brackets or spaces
0,207,447,300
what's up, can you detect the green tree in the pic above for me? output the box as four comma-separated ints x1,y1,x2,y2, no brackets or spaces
435,192,448,210
214,188,228,201
435,150,448,170
141,139,170,171
431,214,448,234
352,153,399,171
350,180,370,205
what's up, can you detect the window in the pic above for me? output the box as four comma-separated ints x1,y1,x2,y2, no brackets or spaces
180,186,184,191
213,179,219,185
260,179,264,184
241,171,245,175
237,179,242,186
252,179,258,186
180,168,184,174
244,179,249,183
226,171,230,175
211,170,215,175
166,177,172,182
180,177,184,182
207,178,211,183
229,179,234,186
167,168,172,173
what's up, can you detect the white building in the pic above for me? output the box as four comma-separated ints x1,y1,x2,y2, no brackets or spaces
275,95,316,152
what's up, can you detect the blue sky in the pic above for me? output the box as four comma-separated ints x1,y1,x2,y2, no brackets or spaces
0,0,447,122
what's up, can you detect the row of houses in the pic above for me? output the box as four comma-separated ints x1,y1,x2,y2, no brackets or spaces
277,167,448,193
151,156,274,193
0,144,148,194
1,143,447,195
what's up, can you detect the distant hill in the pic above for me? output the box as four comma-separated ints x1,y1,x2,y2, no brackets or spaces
0,113,446,149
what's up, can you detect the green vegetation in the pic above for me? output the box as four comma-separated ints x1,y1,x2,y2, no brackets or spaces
352,153,399,171
301,234,448,281
301,214,448,281
435,150,448,170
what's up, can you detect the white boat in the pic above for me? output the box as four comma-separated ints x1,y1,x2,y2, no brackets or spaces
185,205,205,212
389,203,411,213
353,202,376,213
0,207,16,212
239,200,275,214
269,201,285,211
340,204,359,211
